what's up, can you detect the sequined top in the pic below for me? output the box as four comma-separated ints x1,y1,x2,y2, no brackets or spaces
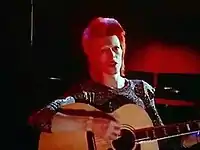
29,79,163,132
28,79,182,150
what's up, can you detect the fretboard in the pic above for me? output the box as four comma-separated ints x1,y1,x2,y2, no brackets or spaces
135,120,200,143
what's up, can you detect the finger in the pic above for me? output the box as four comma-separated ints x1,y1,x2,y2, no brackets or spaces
108,134,117,140
113,129,121,136
113,125,121,130
110,120,120,125
108,132,120,140
111,121,121,128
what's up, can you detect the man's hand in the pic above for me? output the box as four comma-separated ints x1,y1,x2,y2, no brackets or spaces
182,132,200,148
86,117,121,141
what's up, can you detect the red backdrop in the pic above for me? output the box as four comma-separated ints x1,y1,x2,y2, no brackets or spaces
127,42,200,74
126,42,200,106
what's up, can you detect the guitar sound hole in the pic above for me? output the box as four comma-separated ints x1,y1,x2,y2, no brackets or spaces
112,129,136,150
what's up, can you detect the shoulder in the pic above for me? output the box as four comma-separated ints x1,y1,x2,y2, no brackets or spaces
128,79,154,91
141,80,155,94
127,79,155,100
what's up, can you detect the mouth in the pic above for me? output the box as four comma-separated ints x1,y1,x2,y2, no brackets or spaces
108,61,117,66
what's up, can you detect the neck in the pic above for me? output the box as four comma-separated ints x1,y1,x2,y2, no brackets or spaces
89,67,125,89
101,73,125,89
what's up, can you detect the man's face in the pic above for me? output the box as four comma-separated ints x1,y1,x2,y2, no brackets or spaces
88,35,123,75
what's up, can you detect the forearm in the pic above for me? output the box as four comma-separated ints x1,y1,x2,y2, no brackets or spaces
28,97,76,132
51,113,87,133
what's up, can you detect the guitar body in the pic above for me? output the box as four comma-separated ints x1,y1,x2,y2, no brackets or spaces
38,103,159,150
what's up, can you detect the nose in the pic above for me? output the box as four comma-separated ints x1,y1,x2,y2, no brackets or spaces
107,48,116,58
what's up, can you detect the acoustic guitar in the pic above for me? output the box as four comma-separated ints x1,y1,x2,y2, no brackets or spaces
38,103,200,150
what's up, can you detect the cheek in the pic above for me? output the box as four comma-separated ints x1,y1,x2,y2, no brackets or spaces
116,52,123,61
100,53,108,64
88,52,103,67
119,54,123,63
97,55,109,70
88,51,99,61
118,50,123,57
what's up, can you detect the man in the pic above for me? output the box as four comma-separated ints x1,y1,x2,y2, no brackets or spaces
29,17,199,149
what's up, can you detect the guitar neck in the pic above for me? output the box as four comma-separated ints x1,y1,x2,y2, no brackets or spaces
135,120,200,143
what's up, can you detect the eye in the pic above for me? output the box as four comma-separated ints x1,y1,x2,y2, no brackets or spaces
112,46,121,52
100,46,121,54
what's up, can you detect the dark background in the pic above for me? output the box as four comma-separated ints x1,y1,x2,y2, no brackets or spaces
5,0,200,150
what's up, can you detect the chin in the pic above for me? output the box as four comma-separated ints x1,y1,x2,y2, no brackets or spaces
105,68,120,75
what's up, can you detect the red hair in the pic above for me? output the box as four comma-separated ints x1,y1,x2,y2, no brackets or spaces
82,17,126,80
